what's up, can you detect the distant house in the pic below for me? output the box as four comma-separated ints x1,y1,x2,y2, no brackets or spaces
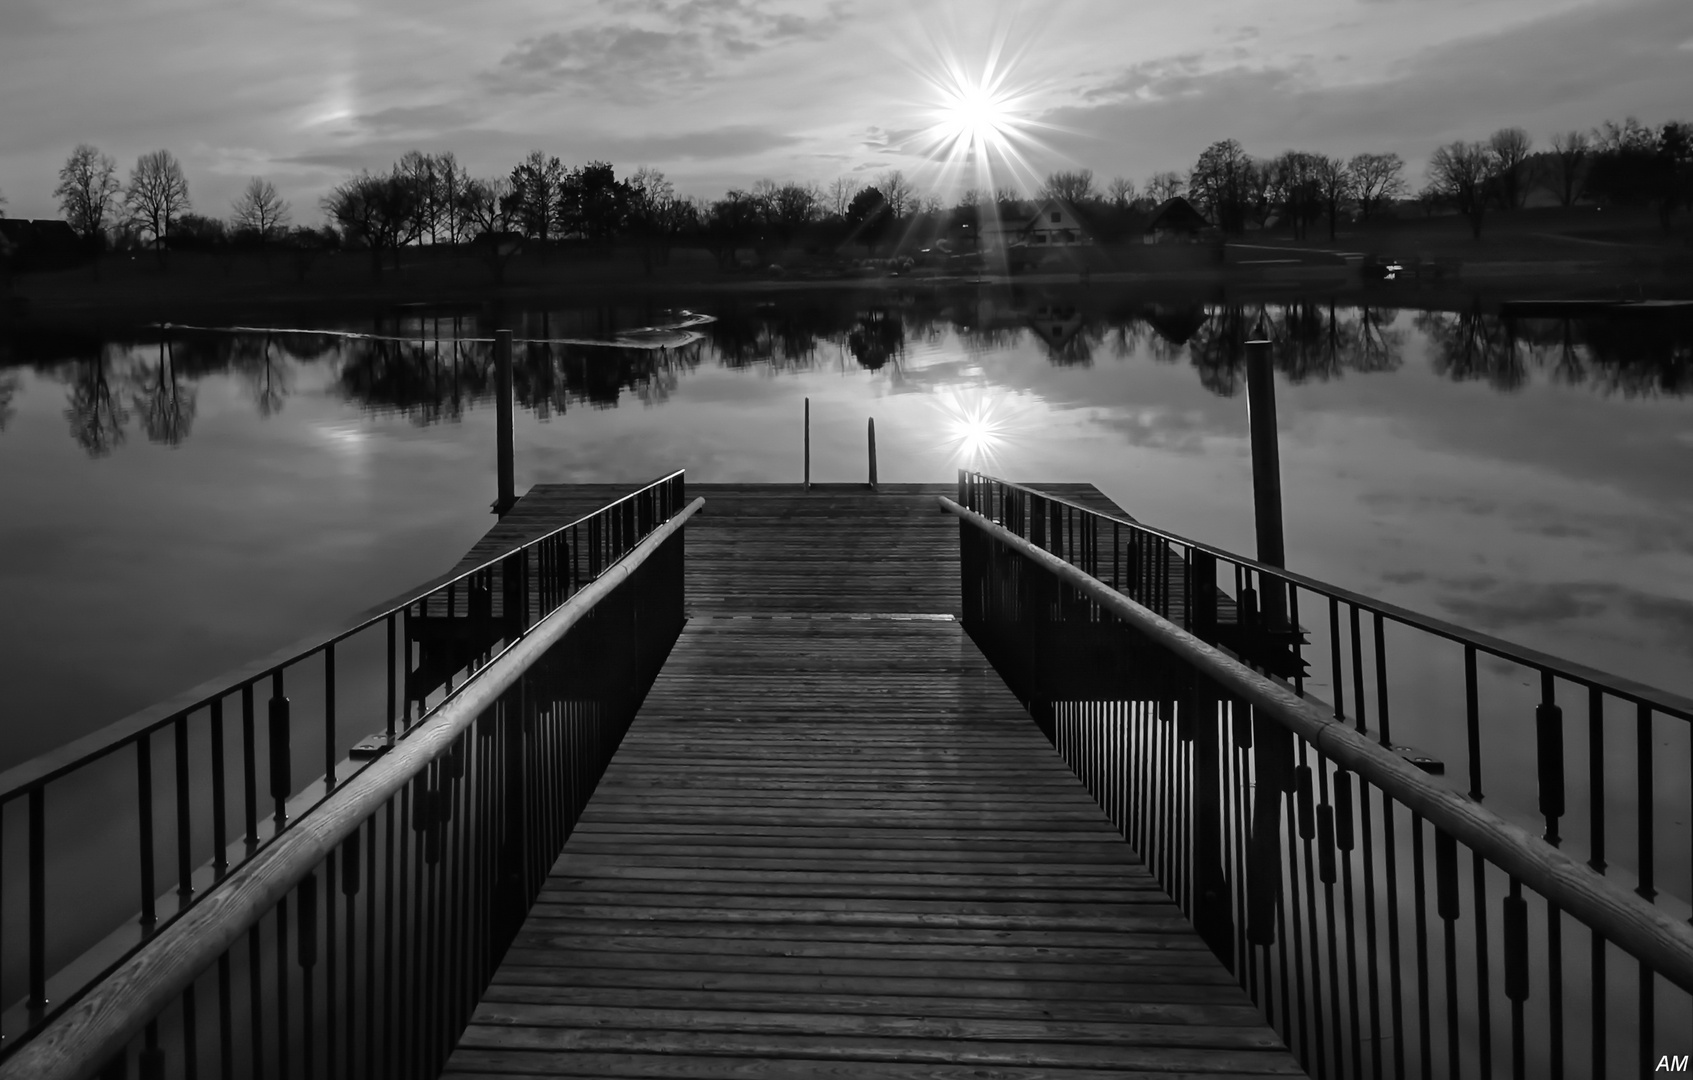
0,218,86,270
970,199,1095,255
1142,197,1211,244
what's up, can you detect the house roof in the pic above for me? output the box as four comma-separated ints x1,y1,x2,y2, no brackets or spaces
1145,197,1210,232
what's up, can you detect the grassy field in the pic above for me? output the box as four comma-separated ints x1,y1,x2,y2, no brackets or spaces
3,204,1690,331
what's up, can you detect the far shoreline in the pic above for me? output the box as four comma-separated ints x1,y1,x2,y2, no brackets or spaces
4,241,1691,337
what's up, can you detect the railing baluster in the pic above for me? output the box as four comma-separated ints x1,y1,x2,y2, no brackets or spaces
211,700,228,874
1466,646,1483,801
138,736,158,931
28,786,46,1013
174,716,193,907
325,645,337,790
243,684,258,849
269,673,290,833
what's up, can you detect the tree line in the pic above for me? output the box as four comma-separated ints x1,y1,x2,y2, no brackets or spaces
22,116,1693,278
1170,116,1692,242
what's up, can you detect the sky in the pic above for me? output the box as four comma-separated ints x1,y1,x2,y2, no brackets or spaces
1,0,1691,225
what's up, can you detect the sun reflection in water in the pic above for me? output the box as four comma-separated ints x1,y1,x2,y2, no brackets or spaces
931,388,1031,472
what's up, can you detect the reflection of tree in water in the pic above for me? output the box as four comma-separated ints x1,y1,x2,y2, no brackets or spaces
333,332,704,419
129,340,197,446
230,333,292,418
1502,314,1693,398
1415,303,1530,391
63,345,130,457
1183,302,1405,396
847,308,905,371
337,337,492,424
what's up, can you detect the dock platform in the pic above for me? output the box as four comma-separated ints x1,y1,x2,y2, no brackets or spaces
444,484,1299,1077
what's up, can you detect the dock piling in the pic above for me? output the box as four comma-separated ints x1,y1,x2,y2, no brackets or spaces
493,330,515,516
868,418,877,490
804,398,811,491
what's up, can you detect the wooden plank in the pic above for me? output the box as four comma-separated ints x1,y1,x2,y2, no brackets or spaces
449,485,1295,1077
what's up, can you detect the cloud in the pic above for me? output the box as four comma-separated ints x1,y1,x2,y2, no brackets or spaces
351,104,473,136
483,1,849,102
1043,0,1693,173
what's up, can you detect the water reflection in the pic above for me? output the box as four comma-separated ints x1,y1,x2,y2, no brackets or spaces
2,292,1689,458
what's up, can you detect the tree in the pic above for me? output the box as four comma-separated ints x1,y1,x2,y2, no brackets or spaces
231,177,291,244
625,166,694,274
1145,171,1184,204
1242,160,1275,230
1586,118,1693,229
321,169,418,275
54,144,122,246
1488,128,1534,209
509,150,564,243
845,186,892,255
1426,140,1498,238
1348,153,1408,222
1313,155,1354,240
759,181,821,248
461,176,522,281
1105,176,1136,209
1041,169,1095,204
1548,132,1591,207
433,152,472,244
702,190,761,268
876,170,915,219
559,160,628,246
826,176,861,220
1188,140,1251,233
125,150,192,257
1268,150,1323,240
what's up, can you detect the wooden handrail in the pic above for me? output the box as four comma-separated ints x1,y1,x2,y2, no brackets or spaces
939,494,1693,995
0,497,705,1080
960,472,1693,720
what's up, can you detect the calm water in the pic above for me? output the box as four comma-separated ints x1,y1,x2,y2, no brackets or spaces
2,285,1691,802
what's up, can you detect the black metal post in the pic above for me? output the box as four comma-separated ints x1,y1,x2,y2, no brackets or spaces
493,329,516,516
804,397,811,490
868,418,878,490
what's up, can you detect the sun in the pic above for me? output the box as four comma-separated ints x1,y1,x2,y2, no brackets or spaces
937,79,1016,151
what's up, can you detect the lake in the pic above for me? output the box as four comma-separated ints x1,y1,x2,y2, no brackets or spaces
2,283,1691,839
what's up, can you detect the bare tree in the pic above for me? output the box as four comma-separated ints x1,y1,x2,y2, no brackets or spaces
876,170,915,218
1549,131,1591,207
396,151,438,243
1488,127,1534,209
826,176,861,220
1105,176,1136,208
1313,155,1354,240
461,176,522,281
434,152,471,244
54,144,122,245
1041,169,1096,204
509,151,565,244
322,169,418,275
1188,140,1252,233
0,186,7,215
231,178,291,244
1145,171,1185,204
1348,153,1408,222
125,150,192,256
1426,140,1499,238
1268,150,1323,240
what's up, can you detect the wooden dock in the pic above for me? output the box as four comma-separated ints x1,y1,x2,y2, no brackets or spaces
444,484,1299,1077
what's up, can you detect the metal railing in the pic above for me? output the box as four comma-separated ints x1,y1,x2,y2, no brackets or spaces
0,492,703,1080
948,471,1693,1079
0,471,688,1061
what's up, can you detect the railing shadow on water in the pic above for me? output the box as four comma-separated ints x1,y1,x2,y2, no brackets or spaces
0,472,693,1075
946,470,1693,1080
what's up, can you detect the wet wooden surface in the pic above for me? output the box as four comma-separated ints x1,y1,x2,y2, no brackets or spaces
445,483,1297,1078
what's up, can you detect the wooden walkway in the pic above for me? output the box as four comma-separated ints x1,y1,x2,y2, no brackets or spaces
445,484,1299,1078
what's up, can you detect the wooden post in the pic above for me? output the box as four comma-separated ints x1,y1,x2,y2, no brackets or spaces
1244,332,1288,634
804,397,811,491
493,330,515,516
1244,335,1284,570
867,418,877,490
